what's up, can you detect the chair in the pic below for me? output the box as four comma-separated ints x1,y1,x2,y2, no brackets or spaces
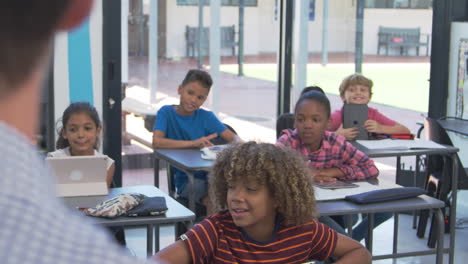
210,123,237,145
416,117,468,247
276,113,294,139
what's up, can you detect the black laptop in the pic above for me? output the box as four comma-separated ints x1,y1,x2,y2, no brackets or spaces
343,104,369,140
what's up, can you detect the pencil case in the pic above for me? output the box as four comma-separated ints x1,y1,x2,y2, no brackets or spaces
345,187,426,204
84,193,146,218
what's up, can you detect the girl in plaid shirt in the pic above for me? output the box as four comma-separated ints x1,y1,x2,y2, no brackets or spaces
277,90,391,245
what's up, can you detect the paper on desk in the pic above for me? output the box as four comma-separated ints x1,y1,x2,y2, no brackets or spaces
357,139,445,150
314,181,398,201
200,144,229,160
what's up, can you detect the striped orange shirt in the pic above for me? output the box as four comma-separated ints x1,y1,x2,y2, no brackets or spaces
182,210,337,264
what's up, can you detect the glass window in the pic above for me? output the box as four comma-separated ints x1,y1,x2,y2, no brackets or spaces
365,0,431,9
121,0,433,188
122,0,278,187
176,0,258,7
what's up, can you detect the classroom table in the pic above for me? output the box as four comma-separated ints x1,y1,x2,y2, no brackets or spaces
318,193,445,263
154,144,459,263
437,118,468,136
154,148,214,211
63,185,195,256
353,141,459,264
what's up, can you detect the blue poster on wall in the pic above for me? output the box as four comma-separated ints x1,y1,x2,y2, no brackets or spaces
68,18,94,105
309,0,315,21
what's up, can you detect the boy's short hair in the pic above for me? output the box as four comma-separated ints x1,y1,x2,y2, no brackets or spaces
339,73,374,98
209,141,317,226
181,69,213,90
0,1,71,97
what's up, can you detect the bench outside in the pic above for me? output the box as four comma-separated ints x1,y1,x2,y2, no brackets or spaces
377,26,430,56
185,25,237,57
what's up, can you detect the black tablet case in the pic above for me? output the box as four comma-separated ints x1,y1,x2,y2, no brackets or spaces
343,104,369,140
125,196,168,217
345,187,426,204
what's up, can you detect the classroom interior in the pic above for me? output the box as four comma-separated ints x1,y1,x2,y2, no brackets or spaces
40,0,468,263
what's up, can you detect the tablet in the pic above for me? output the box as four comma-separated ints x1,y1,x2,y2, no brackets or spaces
314,180,359,189
343,103,369,140
46,156,108,197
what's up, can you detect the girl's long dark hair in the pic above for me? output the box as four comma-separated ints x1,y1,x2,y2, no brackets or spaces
56,101,101,150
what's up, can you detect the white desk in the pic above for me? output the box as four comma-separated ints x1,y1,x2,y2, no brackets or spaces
154,147,453,263
154,148,213,211
318,194,445,263
353,141,459,264
63,185,195,256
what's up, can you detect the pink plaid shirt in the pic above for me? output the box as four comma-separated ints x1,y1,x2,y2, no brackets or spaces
277,129,379,180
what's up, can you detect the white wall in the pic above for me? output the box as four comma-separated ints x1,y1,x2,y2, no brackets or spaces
364,8,432,55
164,1,432,58
306,0,356,53
166,1,275,58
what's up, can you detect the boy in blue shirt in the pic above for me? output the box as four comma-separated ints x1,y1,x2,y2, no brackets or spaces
152,69,239,211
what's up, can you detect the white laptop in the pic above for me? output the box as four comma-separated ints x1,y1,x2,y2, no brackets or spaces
46,156,109,197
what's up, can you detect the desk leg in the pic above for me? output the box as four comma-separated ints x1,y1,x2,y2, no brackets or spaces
393,213,399,255
396,156,402,184
413,155,421,229
346,215,353,237
186,172,196,212
154,153,160,188
435,208,444,264
367,214,374,254
177,168,197,213
147,224,154,257
449,154,458,264
155,225,160,252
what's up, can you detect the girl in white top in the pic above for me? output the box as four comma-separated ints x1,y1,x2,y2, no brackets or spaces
48,102,115,187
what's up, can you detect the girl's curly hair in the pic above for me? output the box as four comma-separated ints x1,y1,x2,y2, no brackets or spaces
209,141,317,225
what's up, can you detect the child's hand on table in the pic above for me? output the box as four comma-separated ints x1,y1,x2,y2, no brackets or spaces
192,133,217,148
309,168,337,183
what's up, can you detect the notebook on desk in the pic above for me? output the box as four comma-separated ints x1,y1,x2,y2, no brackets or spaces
314,180,359,189
314,181,401,201
343,104,369,140
46,156,109,197
356,138,446,151
200,144,229,160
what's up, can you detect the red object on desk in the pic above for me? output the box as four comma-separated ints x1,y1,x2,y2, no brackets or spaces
389,134,415,140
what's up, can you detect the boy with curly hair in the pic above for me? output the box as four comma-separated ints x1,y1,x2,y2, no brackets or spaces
154,142,371,264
